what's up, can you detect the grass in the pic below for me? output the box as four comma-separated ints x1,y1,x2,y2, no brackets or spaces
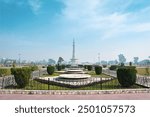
24,78,143,90
25,80,69,90
41,72,60,77
5,69,145,90
87,71,111,78
136,67,150,76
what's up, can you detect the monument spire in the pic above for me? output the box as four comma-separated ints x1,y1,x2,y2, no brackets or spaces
72,39,75,60
71,39,77,66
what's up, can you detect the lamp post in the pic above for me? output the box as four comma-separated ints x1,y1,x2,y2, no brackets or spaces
98,53,100,65
18,53,21,67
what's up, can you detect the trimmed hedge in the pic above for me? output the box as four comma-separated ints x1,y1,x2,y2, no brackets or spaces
0,68,11,77
95,66,102,75
109,65,118,70
84,65,87,70
87,65,92,71
61,65,66,69
12,68,32,88
102,65,107,68
47,66,55,75
117,66,137,87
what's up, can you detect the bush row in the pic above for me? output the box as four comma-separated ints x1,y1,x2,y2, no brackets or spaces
109,65,118,70
56,64,66,71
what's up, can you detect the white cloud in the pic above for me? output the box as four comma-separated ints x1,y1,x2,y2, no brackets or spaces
62,0,101,20
60,0,150,42
28,0,42,14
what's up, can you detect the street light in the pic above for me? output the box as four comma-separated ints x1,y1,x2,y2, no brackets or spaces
98,53,100,65
18,53,21,67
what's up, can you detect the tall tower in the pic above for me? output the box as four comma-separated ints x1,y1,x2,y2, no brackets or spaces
72,39,75,60
71,39,77,66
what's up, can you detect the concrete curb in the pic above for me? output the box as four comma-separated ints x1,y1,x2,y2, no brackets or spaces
0,89,150,95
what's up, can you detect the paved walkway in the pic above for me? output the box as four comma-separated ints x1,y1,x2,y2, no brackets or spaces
0,93,150,100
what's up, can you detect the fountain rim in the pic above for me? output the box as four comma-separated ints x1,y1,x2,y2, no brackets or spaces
59,74,91,79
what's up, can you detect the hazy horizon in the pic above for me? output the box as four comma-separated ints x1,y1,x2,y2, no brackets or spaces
0,0,150,63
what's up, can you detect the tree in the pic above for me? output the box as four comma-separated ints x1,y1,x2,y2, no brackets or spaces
101,60,107,65
48,59,56,65
118,54,126,64
57,57,64,64
133,57,139,65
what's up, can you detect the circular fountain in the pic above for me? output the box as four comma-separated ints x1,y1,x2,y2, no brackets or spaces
59,74,91,79
36,40,112,88
58,66,91,80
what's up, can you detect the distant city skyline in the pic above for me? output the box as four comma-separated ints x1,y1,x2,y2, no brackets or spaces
0,0,150,63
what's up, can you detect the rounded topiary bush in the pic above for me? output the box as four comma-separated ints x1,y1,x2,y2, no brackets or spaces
12,68,31,88
117,66,137,87
87,65,92,71
102,65,107,68
95,66,102,75
47,66,55,75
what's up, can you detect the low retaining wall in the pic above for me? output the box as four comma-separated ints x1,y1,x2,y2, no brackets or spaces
0,89,150,95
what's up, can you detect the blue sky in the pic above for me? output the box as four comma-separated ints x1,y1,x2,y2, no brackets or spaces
0,0,150,63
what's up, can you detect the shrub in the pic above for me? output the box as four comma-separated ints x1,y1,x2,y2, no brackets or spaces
12,68,32,88
47,66,55,75
11,68,16,75
84,65,87,70
102,65,107,68
0,68,11,77
87,65,92,71
78,64,84,68
129,62,132,66
117,66,137,87
61,64,66,69
120,63,124,67
109,65,118,70
30,65,39,71
95,66,102,75
56,64,62,71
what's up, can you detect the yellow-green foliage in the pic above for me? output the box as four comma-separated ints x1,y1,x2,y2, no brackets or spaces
0,68,11,76
12,68,32,88
136,68,150,75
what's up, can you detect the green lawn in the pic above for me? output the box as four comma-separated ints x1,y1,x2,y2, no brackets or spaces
41,72,60,77
87,71,111,78
136,67,150,76
24,78,142,90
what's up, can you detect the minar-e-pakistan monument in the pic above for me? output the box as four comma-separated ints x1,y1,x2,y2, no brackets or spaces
70,39,78,66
